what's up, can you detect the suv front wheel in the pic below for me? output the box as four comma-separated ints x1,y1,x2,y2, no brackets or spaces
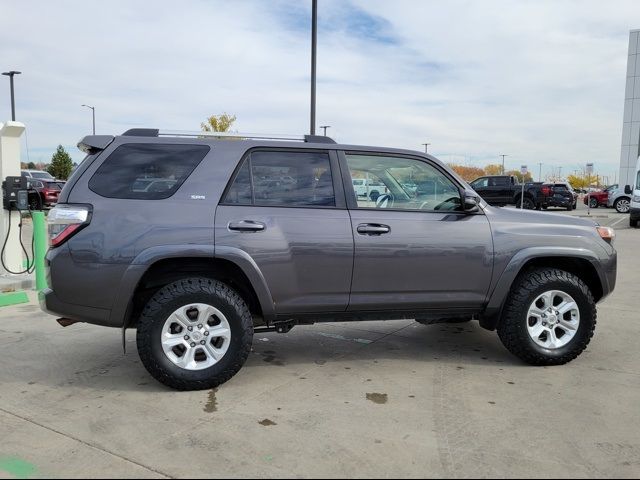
137,277,253,390
497,268,596,365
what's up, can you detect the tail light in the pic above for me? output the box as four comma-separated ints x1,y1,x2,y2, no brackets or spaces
542,186,551,196
47,204,92,247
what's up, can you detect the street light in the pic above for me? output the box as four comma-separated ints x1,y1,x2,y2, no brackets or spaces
500,154,508,174
2,70,22,121
422,143,431,154
81,104,95,135
320,125,331,136
310,0,318,135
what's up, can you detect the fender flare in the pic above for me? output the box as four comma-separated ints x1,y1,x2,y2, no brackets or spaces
110,245,275,327
480,246,605,330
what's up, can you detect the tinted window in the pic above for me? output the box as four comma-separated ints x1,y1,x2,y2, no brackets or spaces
489,177,509,187
472,178,488,189
89,144,209,199
224,151,335,207
345,154,461,212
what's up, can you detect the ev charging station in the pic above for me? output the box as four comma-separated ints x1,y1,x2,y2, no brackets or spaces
0,120,27,274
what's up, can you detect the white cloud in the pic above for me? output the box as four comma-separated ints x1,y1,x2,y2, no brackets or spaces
0,0,636,181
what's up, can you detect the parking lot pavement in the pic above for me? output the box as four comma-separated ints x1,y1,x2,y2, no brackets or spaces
0,214,638,479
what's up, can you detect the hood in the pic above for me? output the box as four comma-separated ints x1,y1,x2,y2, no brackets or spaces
483,204,598,228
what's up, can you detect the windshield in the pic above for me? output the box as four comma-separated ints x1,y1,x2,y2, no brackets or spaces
636,171,640,191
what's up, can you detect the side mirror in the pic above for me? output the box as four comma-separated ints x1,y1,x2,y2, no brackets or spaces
625,185,632,195
463,194,481,213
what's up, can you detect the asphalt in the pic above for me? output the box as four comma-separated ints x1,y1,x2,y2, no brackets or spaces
0,204,638,479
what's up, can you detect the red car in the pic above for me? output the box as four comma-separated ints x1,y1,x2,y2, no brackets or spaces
583,185,618,208
27,180,65,210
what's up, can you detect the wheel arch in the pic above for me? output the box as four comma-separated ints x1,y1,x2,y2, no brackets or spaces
480,249,606,331
111,246,275,329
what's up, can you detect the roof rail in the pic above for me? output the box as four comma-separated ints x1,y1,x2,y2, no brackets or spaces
120,128,336,144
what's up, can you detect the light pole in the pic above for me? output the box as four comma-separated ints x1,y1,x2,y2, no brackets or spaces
422,143,431,154
320,125,330,136
310,0,318,136
539,163,543,182
2,70,22,121
82,104,95,134
500,154,508,174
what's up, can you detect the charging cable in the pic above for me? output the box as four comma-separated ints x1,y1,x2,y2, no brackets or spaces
1,207,36,275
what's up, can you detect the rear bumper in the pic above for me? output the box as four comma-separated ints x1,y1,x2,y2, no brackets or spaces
39,287,115,327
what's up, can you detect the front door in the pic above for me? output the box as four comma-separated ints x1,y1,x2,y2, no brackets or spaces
341,152,493,312
215,149,353,314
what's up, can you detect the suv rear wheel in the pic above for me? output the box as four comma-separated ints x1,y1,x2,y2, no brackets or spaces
497,268,596,365
136,277,253,390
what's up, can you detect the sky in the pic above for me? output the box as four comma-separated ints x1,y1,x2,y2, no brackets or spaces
0,0,638,182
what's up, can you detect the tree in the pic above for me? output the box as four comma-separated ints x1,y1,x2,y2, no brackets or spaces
201,113,237,133
449,164,485,182
27,161,36,169
47,145,73,180
567,174,589,190
484,164,503,176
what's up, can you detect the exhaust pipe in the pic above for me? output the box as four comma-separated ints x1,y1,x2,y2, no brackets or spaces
56,318,80,327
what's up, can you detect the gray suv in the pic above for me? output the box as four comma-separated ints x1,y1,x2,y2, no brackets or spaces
40,130,618,390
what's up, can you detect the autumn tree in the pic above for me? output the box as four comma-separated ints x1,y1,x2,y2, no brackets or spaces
201,113,237,133
484,164,503,176
448,164,485,182
567,174,589,190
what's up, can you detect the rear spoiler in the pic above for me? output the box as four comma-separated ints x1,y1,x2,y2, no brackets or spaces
77,135,115,154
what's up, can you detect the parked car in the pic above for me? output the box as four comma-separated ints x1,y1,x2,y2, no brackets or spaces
352,178,388,201
583,184,618,208
21,169,56,181
469,175,548,209
27,180,65,210
41,129,617,390
542,182,578,211
625,157,640,227
606,187,632,214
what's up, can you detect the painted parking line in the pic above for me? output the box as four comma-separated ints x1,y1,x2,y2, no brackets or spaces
609,216,628,227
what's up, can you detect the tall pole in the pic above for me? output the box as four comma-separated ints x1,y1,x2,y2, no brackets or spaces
2,71,22,121
310,0,318,136
82,105,95,134
539,163,543,182
422,143,431,153
500,154,508,174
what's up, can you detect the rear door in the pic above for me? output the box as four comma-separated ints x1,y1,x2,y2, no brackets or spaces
215,149,353,314
340,152,493,312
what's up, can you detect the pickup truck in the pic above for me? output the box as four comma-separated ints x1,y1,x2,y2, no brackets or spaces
470,175,548,210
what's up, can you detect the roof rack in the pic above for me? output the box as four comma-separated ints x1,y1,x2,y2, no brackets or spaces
121,128,336,144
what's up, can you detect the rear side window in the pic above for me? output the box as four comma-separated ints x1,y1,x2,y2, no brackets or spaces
88,143,209,199
224,151,335,207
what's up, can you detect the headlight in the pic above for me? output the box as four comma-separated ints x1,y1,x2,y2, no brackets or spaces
633,195,640,203
596,226,615,243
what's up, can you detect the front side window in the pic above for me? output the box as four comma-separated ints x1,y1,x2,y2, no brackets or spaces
345,154,461,211
471,177,488,189
89,143,209,200
223,150,335,207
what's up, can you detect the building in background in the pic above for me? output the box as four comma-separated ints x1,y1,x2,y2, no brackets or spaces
620,29,640,188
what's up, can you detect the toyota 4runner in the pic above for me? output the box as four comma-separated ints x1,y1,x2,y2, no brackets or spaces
40,129,618,390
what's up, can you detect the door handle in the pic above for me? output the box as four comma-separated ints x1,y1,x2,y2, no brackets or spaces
228,220,266,232
357,223,390,235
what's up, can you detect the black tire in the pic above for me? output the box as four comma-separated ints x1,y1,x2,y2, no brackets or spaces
497,268,596,366
631,218,638,228
520,197,535,210
566,204,573,211
136,277,253,391
573,201,577,209
589,198,598,208
542,205,548,210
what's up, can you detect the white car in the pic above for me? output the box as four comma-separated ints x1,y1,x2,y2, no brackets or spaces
625,156,640,227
